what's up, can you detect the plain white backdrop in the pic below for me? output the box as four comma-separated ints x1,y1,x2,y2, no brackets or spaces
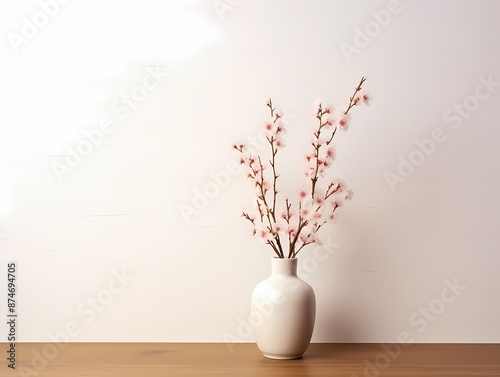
1,0,499,342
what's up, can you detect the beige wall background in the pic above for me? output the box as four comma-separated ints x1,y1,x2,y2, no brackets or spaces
1,0,499,342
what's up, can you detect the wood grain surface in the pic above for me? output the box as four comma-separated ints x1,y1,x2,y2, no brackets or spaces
2,343,500,376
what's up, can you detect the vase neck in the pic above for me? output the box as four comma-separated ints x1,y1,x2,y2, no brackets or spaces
271,258,298,277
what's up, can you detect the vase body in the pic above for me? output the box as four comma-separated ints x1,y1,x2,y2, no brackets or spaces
251,257,316,359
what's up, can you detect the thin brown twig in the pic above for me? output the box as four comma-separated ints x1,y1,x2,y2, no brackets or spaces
344,76,366,115
257,156,284,258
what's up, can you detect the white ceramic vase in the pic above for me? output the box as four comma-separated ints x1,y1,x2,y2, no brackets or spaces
251,257,316,359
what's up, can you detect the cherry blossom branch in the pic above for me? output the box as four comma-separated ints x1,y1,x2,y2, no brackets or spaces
289,217,308,258
256,200,264,222
266,239,282,258
310,114,324,199
241,212,255,224
327,76,366,146
268,138,285,258
325,182,341,200
268,140,279,218
269,141,279,216
344,76,366,115
266,99,287,258
293,240,313,258
233,143,245,153
326,126,337,146
284,198,293,252
257,156,284,258
235,79,370,258
284,199,292,224
310,103,334,198
245,211,281,258
266,98,274,117
266,99,281,220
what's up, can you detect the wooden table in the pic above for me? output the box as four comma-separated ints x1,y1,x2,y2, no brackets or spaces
2,343,500,376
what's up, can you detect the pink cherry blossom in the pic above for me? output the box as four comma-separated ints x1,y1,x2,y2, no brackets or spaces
322,113,336,128
328,211,339,223
362,91,373,106
255,223,273,242
326,146,336,160
299,227,320,245
232,142,246,153
273,135,286,149
312,211,322,221
298,189,307,199
315,196,325,205
305,153,316,163
339,114,351,131
272,119,286,134
315,188,325,199
331,199,344,209
344,188,354,200
258,229,273,243
299,233,309,244
322,106,332,114
300,208,310,218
